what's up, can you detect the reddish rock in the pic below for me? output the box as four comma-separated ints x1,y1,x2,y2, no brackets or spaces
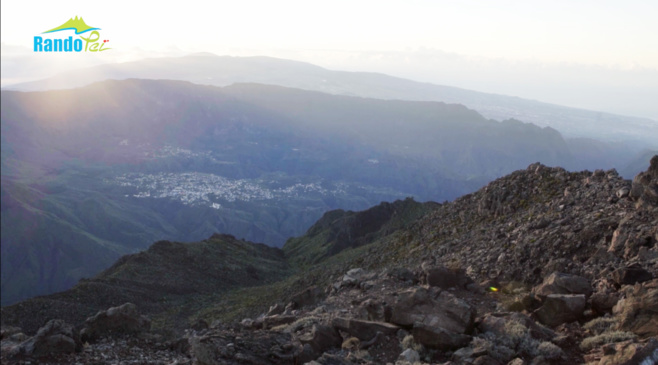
613,284,658,338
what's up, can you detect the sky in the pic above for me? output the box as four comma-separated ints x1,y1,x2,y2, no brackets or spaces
2,0,658,119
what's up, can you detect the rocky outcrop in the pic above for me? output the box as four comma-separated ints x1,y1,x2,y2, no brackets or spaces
298,325,342,357
535,294,587,327
412,322,471,350
9,320,80,358
390,287,474,333
188,327,298,365
533,272,592,298
612,280,658,338
81,303,151,341
389,287,474,349
588,338,658,365
630,155,658,208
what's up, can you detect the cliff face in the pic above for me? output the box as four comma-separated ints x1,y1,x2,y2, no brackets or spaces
2,157,657,364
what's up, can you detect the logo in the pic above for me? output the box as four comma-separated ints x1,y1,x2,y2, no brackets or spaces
34,16,110,52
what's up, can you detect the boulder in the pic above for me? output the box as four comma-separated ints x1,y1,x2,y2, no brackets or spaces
590,292,621,313
299,325,342,355
616,187,630,199
342,268,366,285
81,302,150,341
535,294,586,327
341,268,378,289
358,298,387,322
331,317,399,341
532,272,592,299
16,319,80,357
412,322,471,350
389,287,474,351
390,287,474,334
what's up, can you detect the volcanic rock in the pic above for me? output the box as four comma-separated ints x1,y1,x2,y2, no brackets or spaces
15,319,80,357
80,302,150,341
535,294,586,327
533,272,592,299
299,325,342,358
611,264,653,286
412,322,471,349
612,280,658,337
390,287,474,334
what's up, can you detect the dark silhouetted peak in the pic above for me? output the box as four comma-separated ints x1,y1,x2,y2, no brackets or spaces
283,198,437,265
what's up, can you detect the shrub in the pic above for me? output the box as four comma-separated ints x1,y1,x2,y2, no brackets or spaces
401,334,424,353
580,331,637,351
471,336,515,363
536,341,565,360
583,317,617,335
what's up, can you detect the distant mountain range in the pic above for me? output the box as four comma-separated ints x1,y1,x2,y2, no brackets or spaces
4,53,657,148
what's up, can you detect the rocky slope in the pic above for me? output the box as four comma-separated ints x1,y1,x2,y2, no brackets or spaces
1,234,290,336
2,157,657,364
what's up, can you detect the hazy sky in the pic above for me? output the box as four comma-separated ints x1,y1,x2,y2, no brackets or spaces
2,0,657,119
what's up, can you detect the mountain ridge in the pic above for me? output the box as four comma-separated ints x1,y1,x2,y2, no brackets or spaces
4,54,656,147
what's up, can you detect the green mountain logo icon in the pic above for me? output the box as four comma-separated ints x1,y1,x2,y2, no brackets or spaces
43,16,100,35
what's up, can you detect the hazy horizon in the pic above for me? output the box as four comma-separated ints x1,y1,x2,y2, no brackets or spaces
2,0,658,120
